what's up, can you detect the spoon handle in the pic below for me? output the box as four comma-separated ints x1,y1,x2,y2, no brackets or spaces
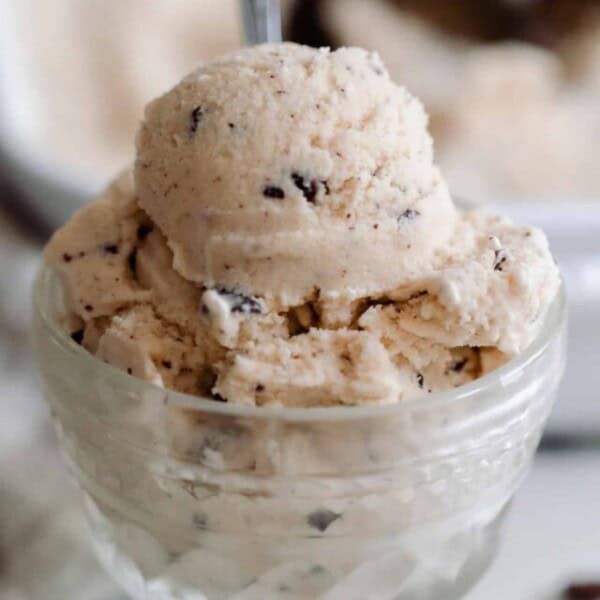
239,0,282,45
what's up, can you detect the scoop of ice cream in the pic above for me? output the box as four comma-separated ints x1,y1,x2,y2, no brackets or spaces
135,43,457,306
45,43,560,407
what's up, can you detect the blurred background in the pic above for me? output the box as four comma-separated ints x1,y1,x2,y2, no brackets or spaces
0,1,599,599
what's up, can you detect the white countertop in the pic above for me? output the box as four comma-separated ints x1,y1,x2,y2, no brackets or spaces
469,450,600,600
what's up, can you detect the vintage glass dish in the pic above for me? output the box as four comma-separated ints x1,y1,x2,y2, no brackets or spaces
33,266,567,600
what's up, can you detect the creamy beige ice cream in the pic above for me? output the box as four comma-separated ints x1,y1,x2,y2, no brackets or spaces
44,42,560,407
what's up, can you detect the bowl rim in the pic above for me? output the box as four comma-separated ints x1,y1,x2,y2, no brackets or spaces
33,264,567,422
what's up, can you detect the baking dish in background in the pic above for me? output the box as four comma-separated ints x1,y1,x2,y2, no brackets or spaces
0,0,93,224
0,0,242,226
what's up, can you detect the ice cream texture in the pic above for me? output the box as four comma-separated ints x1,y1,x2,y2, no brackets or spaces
45,43,560,407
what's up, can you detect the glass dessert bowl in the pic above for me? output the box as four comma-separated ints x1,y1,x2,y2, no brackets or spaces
33,266,567,600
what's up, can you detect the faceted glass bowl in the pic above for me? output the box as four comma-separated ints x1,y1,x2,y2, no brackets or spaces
32,266,567,600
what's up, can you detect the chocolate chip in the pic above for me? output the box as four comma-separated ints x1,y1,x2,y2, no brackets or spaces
103,243,119,254
321,180,330,195
228,122,235,129
70,329,84,345
128,249,138,274
63,253,73,263
161,360,172,369
307,509,341,532
409,290,428,300
84,304,93,312
192,513,208,530
196,367,218,396
255,384,265,393
398,209,421,224
136,224,153,241
566,583,600,599
287,301,320,336
232,298,262,314
127,368,132,375
494,248,508,271
452,358,468,373
190,105,205,134
216,287,262,315
212,392,227,403
263,185,285,199
292,172,319,204
416,373,424,388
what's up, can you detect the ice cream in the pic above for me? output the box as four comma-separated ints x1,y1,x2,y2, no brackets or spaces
44,42,560,407
37,42,566,600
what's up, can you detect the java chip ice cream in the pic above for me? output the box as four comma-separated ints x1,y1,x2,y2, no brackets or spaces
45,43,560,408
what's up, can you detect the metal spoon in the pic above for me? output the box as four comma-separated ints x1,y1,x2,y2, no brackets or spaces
239,0,282,45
